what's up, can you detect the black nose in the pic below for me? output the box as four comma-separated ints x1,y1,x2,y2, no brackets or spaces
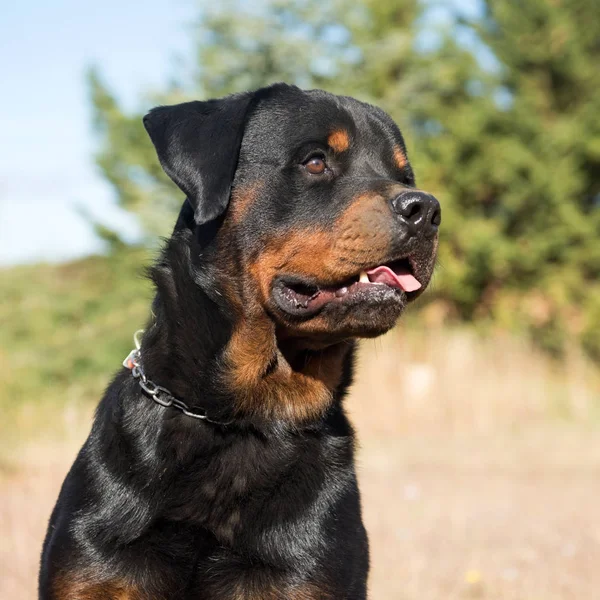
390,191,441,238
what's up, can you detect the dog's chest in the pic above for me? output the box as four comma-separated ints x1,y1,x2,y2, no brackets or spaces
164,434,289,539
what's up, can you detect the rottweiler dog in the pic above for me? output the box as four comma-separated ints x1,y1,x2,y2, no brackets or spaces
39,83,440,599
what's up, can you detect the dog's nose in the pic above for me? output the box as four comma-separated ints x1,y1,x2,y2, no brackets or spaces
390,191,441,238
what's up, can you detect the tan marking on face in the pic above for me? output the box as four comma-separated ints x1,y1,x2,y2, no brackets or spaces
228,181,264,225
249,229,337,300
217,191,399,422
393,145,407,169
327,129,350,153
249,192,394,305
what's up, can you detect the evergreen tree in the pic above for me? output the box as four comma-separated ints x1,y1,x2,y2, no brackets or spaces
89,0,600,361
430,0,600,356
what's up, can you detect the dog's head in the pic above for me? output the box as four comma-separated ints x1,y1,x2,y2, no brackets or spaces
144,84,440,351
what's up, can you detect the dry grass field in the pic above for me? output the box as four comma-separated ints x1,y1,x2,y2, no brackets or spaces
2,327,600,599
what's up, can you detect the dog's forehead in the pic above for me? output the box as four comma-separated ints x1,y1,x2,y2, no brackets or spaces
240,87,403,161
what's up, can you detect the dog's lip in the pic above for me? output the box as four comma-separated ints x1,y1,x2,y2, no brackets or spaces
271,256,423,317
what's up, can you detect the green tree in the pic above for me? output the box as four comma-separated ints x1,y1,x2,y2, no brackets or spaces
428,0,600,357
89,0,600,361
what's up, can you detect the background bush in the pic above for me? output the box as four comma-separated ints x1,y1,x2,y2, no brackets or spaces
87,0,600,362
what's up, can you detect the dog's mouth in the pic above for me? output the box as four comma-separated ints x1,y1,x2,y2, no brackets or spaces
272,257,423,318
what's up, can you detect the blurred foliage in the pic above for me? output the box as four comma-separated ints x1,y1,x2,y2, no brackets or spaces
0,248,152,444
61,0,600,364
0,248,150,399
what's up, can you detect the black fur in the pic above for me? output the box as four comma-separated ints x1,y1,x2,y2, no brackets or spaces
143,92,256,225
40,83,440,599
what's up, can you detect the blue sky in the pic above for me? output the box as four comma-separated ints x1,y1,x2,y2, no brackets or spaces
0,0,196,265
0,0,485,266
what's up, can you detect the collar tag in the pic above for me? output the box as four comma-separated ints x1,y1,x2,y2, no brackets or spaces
121,330,231,426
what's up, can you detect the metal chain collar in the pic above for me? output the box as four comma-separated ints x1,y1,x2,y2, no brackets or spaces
123,330,231,425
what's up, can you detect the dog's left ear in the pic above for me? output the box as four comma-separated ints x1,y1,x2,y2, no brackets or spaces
143,93,255,225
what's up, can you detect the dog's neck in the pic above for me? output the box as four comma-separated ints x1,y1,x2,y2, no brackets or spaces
139,228,355,428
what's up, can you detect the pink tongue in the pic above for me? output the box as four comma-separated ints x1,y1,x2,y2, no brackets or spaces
366,265,422,292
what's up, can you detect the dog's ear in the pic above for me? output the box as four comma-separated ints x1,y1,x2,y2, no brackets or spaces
143,93,255,225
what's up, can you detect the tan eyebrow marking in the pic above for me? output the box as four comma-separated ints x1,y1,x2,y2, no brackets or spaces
393,145,408,169
327,129,350,153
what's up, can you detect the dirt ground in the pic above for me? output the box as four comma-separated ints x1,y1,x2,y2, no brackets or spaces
2,427,600,600
358,430,600,599
2,331,600,598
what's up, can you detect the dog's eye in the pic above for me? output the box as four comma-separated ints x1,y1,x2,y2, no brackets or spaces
304,156,327,175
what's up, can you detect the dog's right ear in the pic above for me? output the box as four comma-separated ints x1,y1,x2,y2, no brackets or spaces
143,93,255,226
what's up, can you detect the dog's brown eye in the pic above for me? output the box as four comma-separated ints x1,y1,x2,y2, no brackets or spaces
305,156,327,175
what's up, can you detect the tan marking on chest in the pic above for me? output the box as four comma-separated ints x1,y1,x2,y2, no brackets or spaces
51,574,146,600
231,580,334,599
223,316,347,423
